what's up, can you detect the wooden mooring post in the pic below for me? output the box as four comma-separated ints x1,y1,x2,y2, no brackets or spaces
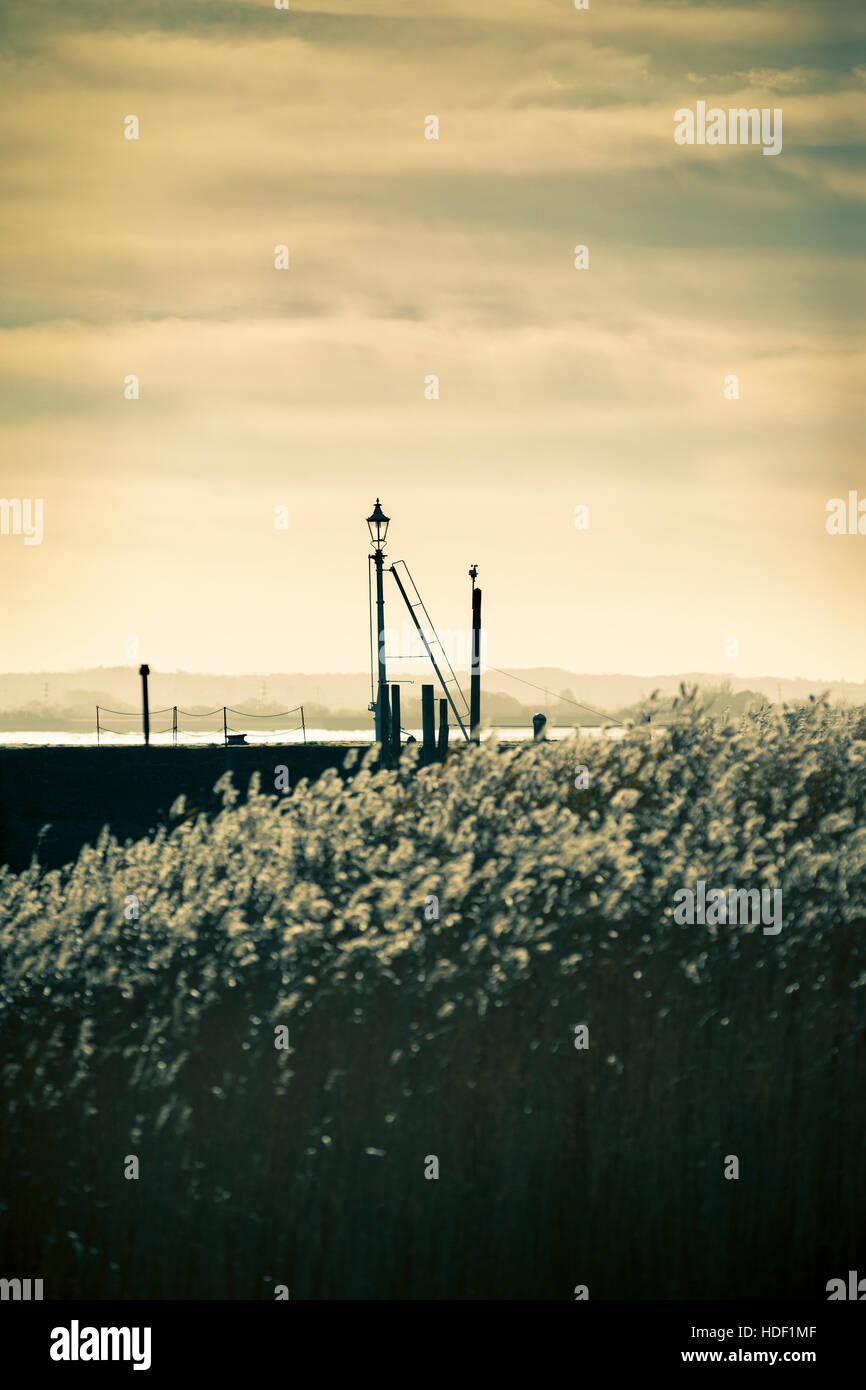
437,698,449,760
378,684,391,766
470,574,482,741
422,685,435,764
389,684,401,763
139,664,151,747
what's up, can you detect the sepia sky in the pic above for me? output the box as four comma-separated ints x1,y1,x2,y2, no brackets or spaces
1,0,864,682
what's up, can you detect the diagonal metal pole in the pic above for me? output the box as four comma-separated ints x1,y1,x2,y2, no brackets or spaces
388,564,468,740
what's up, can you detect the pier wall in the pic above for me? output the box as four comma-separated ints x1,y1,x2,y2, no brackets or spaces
0,744,360,874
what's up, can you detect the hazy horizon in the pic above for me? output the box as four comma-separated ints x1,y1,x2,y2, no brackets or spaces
2,664,863,726
1,663,865,684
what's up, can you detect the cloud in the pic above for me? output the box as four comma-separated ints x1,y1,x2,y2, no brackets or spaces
1,0,863,679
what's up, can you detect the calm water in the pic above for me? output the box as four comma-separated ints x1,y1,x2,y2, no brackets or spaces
0,727,625,748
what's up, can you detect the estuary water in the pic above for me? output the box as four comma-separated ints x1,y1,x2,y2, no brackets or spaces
0,726,625,748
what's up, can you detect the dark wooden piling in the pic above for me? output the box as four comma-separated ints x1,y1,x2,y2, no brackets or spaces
139,664,151,747
379,683,390,751
389,684,401,763
470,584,482,741
437,698,449,760
422,685,435,764
377,684,391,766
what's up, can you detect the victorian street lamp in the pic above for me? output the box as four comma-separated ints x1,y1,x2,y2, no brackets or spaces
367,499,390,745
366,498,390,551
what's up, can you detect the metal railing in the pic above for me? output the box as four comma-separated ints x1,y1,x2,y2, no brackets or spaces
96,705,306,746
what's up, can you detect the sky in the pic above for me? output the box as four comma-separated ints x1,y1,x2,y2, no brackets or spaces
0,0,864,682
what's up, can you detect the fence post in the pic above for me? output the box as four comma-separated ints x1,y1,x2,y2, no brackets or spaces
173,706,177,747
223,707,228,746
422,685,435,765
300,705,306,744
96,706,100,747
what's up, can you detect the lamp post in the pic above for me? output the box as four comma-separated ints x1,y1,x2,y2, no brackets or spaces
366,499,390,746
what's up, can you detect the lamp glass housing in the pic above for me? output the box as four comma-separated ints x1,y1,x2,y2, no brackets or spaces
366,498,390,548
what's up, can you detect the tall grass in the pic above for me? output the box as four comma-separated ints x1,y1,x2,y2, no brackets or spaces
1,696,865,1298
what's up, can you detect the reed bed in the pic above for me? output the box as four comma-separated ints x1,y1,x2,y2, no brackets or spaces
1,696,865,1298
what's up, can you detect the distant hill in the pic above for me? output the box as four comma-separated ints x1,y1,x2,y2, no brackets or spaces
499,669,866,711
0,667,861,732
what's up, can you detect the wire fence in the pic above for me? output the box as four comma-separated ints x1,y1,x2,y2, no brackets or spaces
96,705,306,746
